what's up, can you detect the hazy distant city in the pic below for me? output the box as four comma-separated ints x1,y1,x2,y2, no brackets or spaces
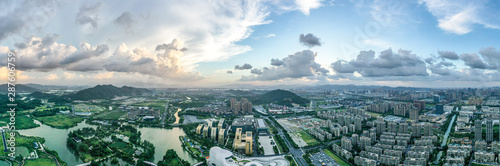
1,0,500,166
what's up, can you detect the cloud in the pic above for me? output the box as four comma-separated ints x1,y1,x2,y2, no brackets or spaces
240,50,328,81
75,2,102,29
47,74,59,80
460,53,489,69
227,70,233,74
438,50,459,60
295,0,323,15
429,61,455,75
478,47,500,69
114,12,135,32
250,68,263,75
331,48,429,77
421,0,500,35
60,43,109,65
266,33,276,38
271,58,284,66
299,33,321,47
234,63,253,70
1,36,201,81
0,0,64,41
104,38,202,80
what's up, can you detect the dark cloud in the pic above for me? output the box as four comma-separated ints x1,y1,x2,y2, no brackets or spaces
424,57,434,64
271,58,284,66
14,42,27,49
227,70,233,74
114,12,135,32
429,61,455,76
75,2,102,28
60,43,109,65
250,69,263,75
234,63,253,70
331,48,429,77
460,53,489,69
478,47,500,69
299,33,321,47
240,50,329,81
438,50,459,60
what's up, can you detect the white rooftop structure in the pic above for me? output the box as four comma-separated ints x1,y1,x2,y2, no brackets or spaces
208,147,289,166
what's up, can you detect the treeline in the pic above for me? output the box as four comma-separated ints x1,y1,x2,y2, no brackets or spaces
33,107,70,117
157,149,190,166
0,96,42,113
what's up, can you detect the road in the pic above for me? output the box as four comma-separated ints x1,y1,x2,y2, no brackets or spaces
264,116,307,166
160,101,169,126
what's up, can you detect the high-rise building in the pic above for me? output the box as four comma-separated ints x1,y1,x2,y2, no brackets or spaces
388,122,398,133
412,123,422,137
433,95,440,103
211,127,218,141
413,100,426,111
351,134,359,146
233,128,253,155
342,137,352,151
376,120,386,135
218,128,226,145
486,120,493,142
424,123,433,136
410,108,419,121
230,98,252,115
475,120,482,141
435,104,444,114
399,122,409,134
355,117,362,131
469,97,482,106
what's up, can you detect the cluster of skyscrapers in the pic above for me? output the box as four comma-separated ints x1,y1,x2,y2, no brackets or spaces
230,98,252,115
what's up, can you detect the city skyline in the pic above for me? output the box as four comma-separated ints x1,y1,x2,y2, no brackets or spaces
1,0,500,88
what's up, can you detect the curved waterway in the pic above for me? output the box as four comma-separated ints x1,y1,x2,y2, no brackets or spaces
18,120,196,166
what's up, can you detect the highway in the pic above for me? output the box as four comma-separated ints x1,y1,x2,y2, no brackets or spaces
264,116,308,166
160,101,169,127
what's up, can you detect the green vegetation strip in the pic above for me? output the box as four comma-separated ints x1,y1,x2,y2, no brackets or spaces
323,149,350,166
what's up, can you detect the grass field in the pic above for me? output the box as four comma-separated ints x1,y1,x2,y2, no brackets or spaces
25,157,57,166
323,149,350,166
37,114,84,129
296,131,318,146
0,115,39,130
365,111,382,117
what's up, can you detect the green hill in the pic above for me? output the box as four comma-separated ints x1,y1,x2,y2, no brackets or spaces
251,89,309,106
29,92,57,99
0,84,40,93
65,85,150,100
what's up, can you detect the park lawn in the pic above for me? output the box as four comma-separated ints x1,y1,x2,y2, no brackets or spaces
323,149,350,166
273,136,284,154
37,114,84,129
0,115,39,130
365,111,382,117
110,141,128,149
296,131,318,146
25,157,57,166
97,111,127,120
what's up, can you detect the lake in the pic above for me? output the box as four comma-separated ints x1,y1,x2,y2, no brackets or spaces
18,120,197,166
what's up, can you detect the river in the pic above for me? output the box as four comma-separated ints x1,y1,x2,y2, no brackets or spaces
434,113,457,163
173,108,181,124
18,120,196,166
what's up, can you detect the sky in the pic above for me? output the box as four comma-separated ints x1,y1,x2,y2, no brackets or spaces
1,0,500,88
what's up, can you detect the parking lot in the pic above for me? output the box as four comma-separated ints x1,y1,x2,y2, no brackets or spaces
310,150,339,166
